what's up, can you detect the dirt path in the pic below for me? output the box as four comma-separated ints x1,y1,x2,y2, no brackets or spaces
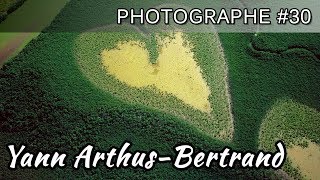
0,33,30,68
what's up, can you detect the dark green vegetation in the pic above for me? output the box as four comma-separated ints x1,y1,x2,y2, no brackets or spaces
1,0,320,179
250,34,320,179
0,32,262,178
220,33,320,178
220,33,320,149
145,33,159,64
0,0,27,23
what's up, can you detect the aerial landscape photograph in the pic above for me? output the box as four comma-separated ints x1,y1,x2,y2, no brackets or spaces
0,0,319,179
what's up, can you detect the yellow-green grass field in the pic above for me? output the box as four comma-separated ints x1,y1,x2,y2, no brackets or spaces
76,29,234,141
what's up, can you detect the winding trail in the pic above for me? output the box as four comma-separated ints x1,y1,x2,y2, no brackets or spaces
250,41,320,61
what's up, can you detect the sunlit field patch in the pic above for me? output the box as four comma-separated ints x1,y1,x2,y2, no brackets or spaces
259,99,320,179
75,28,233,140
288,140,320,180
101,32,211,113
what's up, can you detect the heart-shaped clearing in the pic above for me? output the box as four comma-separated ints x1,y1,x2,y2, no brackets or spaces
75,28,233,141
101,32,211,113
